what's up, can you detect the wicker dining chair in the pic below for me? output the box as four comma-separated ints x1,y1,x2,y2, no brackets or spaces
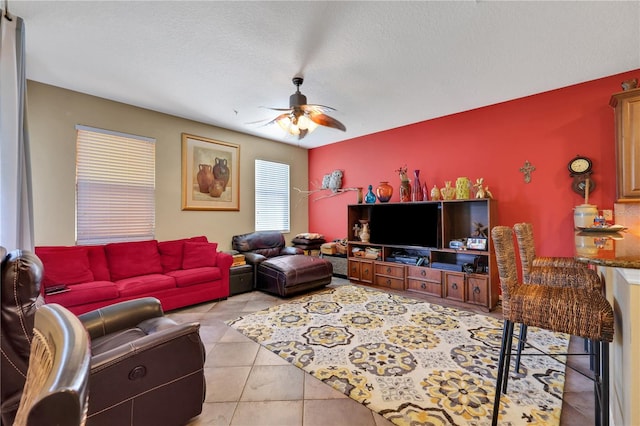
513,222,593,285
512,222,602,372
491,226,613,426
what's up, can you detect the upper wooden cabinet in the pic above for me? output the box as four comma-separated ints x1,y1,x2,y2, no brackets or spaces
610,88,640,202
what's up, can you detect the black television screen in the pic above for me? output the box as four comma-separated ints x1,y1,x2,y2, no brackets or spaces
369,203,441,248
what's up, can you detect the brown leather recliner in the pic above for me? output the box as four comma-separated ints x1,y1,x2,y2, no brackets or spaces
232,231,333,297
14,303,91,426
1,248,206,426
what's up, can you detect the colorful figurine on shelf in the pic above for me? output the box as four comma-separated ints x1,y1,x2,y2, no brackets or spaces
430,184,441,200
473,178,493,199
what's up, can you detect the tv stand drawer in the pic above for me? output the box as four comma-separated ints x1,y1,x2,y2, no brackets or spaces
375,275,405,290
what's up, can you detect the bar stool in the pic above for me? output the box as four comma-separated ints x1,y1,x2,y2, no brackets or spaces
512,222,601,372
513,222,592,284
491,226,613,426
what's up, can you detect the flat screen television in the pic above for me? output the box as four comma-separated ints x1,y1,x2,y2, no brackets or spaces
369,203,441,248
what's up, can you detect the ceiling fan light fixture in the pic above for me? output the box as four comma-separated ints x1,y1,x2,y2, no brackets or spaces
266,76,346,140
296,114,317,131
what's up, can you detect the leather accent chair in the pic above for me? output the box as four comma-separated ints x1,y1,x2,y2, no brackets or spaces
1,248,206,426
13,303,91,426
232,231,333,297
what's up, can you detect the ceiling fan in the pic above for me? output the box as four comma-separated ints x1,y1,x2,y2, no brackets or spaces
265,76,346,140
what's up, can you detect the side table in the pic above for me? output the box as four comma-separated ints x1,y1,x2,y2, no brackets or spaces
229,264,254,296
320,253,347,278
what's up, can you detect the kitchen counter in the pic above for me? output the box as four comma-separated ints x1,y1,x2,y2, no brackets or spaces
574,204,640,426
574,228,640,269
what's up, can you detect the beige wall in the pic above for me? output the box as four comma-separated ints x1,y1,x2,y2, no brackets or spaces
26,81,309,250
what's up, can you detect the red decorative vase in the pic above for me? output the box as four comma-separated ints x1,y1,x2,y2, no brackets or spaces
376,181,393,203
411,170,423,201
197,164,214,193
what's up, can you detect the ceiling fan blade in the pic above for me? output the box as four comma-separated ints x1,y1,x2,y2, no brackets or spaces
308,112,346,132
300,104,336,113
265,112,293,126
263,107,295,112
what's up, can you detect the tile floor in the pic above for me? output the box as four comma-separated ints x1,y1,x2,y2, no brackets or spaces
168,278,597,426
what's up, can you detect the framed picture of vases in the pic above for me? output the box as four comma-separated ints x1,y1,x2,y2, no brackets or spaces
181,133,240,211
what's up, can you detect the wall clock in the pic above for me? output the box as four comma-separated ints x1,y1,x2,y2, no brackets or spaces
568,155,592,175
568,155,595,195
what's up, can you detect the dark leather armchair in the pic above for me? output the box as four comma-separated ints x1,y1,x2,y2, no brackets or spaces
1,248,206,426
232,231,302,266
232,232,332,297
13,303,91,426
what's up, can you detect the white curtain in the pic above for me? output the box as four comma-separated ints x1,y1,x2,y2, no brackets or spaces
0,10,33,252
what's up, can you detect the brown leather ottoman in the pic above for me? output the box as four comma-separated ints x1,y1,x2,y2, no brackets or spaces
257,255,333,297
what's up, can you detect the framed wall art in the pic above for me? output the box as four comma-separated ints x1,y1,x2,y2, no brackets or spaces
181,133,240,211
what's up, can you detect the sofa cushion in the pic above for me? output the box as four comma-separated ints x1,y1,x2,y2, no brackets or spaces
105,240,163,281
35,246,94,289
158,239,187,273
158,236,209,273
85,245,111,281
115,274,176,298
166,267,222,288
44,280,118,307
182,242,218,269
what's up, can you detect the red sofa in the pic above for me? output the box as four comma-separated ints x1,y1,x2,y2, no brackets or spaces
35,236,232,315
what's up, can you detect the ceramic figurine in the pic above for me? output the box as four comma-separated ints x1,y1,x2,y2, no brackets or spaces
440,181,455,200
430,185,441,200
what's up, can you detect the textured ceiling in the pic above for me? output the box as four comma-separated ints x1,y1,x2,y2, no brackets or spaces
8,1,640,148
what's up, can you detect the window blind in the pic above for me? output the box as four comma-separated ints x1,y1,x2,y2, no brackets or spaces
255,159,290,232
75,125,156,245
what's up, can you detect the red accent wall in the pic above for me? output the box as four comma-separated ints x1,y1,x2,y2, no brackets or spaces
308,70,639,257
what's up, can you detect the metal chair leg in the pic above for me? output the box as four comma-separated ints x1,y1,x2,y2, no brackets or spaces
515,324,527,374
502,321,515,393
492,320,514,426
593,339,610,426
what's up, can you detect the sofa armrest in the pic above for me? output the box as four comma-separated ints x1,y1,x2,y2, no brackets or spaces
79,297,164,340
281,247,303,255
243,252,267,264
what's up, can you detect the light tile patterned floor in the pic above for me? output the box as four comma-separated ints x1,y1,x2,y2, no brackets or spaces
168,278,596,426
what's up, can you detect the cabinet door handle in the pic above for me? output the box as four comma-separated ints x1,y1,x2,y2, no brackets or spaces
420,270,426,277
452,283,458,290
420,283,426,289
386,267,392,273
364,268,369,274
473,286,481,294
386,279,392,285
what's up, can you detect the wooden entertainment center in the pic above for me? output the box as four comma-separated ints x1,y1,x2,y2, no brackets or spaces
347,199,499,311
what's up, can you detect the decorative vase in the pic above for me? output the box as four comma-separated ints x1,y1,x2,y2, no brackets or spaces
208,179,225,197
422,183,429,201
364,185,377,203
197,164,214,193
400,181,411,202
455,177,470,200
376,181,393,203
212,157,230,190
430,185,441,200
411,170,423,201
359,222,370,243
440,181,455,200
357,187,363,204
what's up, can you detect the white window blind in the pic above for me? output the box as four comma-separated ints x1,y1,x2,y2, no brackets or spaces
255,159,290,232
75,125,156,245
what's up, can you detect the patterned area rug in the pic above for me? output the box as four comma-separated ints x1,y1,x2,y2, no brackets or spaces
226,285,569,426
